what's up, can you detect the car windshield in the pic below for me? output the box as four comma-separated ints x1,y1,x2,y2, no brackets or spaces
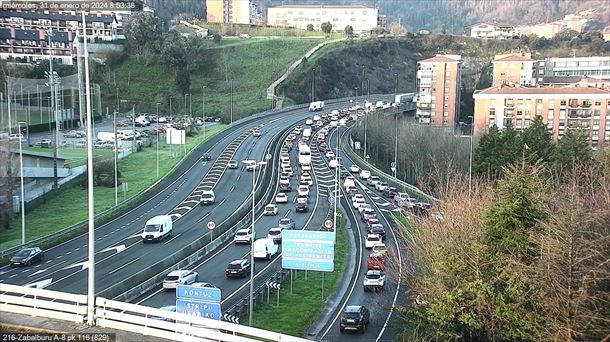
269,230,280,236
227,263,243,269
368,236,380,241
144,224,160,232
367,273,381,280
15,249,32,257
165,276,179,281
236,231,248,236
202,193,213,198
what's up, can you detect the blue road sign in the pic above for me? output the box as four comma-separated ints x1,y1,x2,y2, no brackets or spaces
176,299,221,320
176,285,221,302
282,230,334,272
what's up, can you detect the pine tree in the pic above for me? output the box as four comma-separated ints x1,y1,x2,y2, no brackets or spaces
520,115,554,164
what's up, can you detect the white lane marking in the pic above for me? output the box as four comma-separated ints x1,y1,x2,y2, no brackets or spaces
163,232,182,245
24,278,52,288
29,269,48,277
100,244,126,254
230,186,235,192
65,252,72,255
127,234,142,240
63,261,88,271
8,274,17,278
283,209,291,218
108,258,140,275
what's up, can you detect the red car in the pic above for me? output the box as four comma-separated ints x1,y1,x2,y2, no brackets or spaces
153,124,166,133
114,120,128,127
367,253,385,271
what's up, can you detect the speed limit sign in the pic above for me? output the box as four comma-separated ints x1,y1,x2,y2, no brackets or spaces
207,221,216,231
324,218,333,230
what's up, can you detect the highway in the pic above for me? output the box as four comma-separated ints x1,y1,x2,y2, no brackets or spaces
313,119,406,342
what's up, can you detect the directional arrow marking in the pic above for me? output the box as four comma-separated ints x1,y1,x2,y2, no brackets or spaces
101,244,126,254
377,202,390,207
29,269,48,277
63,261,88,271
24,278,52,288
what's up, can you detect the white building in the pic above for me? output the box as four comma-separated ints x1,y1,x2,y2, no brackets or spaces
465,22,516,40
267,5,378,33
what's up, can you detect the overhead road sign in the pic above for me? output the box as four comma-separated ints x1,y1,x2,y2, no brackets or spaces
282,230,334,272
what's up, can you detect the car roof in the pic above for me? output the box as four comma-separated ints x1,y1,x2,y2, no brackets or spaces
236,228,250,233
345,305,363,313
280,218,292,222
367,234,381,239
229,259,245,265
167,270,189,276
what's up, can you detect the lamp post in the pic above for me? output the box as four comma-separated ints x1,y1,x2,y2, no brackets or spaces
241,159,267,327
230,80,234,124
468,115,474,200
311,67,316,102
113,109,118,206
393,73,398,178
202,85,206,139
169,96,173,121
18,121,26,244
156,102,161,178
367,79,370,102
115,87,119,114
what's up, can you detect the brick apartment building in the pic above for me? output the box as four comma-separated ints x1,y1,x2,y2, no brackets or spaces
415,55,462,126
206,0,251,24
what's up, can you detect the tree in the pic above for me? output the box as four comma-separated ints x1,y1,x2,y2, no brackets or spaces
320,22,333,34
125,12,163,64
520,115,554,163
473,124,518,179
344,25,354,36
552,127,592,172
161,30,187,72
387,22,407,36
440,24,447,34
176,67,191,95
306,23,314,31
213,33,222,43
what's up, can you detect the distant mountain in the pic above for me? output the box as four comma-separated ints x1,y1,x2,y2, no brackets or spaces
259,0,610,34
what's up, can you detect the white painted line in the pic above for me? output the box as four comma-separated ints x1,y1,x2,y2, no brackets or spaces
29,269,47,277
230,186,235,192
108,258,140,275
163,232,182,245
284,209,291,218
24,278,52,289
8,274,17,278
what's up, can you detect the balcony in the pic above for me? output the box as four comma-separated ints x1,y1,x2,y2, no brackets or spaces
417,70,433,78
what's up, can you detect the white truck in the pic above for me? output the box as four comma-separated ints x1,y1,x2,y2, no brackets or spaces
141,215,173,242
302,127,312,139
309,101,324,112
298,143,312,166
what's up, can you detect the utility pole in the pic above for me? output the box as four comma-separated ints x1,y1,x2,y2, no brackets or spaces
230,80,234,124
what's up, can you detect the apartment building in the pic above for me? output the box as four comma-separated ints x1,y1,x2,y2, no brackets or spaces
267,5,378,33
0,10,122,65
415,55,462,126
465,22,516,39
492,54,538,86
473,84,610,148
542,56,610,80
206,0,251,24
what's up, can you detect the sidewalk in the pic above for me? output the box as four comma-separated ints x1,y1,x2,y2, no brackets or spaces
0,312,172,342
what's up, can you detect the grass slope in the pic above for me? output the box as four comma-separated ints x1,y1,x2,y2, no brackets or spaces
253,216,347,336
1,125,225,249
104,38,322,122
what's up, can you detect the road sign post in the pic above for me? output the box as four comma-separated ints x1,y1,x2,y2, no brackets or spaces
176,284,222,321
207,220,215,243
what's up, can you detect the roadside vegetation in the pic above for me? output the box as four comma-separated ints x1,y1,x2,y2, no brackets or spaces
1,125,224,249
391,122,610,341
253,216,347,336
193,22,342,39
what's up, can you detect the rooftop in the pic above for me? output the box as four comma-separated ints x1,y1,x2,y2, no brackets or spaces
272,4,374,9
419,56,461,63
0,10,115,24
493,55,533,62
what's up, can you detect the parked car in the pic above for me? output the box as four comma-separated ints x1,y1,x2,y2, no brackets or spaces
264,204,278,216
363,270,386,292
234,228,255,244
162,270,198,289
34,139,53,148
74,140,87,148
340,305,370,333
225,259,251,278
10,247,44,266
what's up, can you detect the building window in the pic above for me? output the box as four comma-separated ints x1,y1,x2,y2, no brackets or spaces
489,109,496,117
444,95,449,101
560,100,566,106
444,111,448,117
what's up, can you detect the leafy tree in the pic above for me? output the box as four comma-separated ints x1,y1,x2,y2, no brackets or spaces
473,124,518,179
552,126,592,170
320,21,333,34
125,12,163,64
176,67,191,95
344,25,354,36
306,23,314,31
440,24,447,34
161,30,187,72
213,33,222,43
519,115,554,163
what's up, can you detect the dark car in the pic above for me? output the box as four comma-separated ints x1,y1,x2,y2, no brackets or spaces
370,224,386,240
340,169,349,179
295,202,308,213
382,187,398,198
225,259,251,278
202,153,211,161
279,182,292,192
10,247,44,266
340,305,370,333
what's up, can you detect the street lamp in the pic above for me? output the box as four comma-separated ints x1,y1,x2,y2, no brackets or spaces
169,96,173,121
156,102,161,178
241,159,267,327
393,73,399,178
311,67,316,102
202,85,206,139
468,115,474,200
113,109,118,206
18,121,26,244
230,80,234,124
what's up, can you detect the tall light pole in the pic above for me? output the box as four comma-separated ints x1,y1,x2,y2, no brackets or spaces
230,80,234,124
113,109,118,206
169,96,173,121
242,159,267,327
18,121,26,244
367,79,370,102
468,115,474,200
202,85,206,139
115,87,119,114
311,67,316,102
156,102,160,178
393,73,399,178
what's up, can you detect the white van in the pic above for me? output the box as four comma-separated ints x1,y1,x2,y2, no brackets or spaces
309,101,324,112
142,215,173,242
200,190,215,205
253,238,279,260
360,170,371,180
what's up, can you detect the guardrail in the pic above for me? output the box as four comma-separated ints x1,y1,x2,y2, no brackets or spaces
343,129,437,202
0,283,88,323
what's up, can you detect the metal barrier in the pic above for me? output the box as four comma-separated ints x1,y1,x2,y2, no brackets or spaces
0,283,88,323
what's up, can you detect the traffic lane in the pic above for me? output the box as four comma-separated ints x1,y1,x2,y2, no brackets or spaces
0,124,254,283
